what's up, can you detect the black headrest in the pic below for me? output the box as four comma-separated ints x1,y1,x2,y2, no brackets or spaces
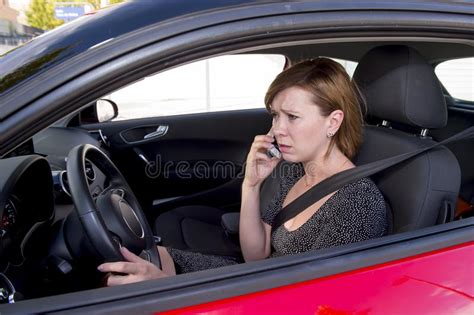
353,45,447,129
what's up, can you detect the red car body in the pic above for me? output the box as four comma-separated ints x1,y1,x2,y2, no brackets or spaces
164,242,474,315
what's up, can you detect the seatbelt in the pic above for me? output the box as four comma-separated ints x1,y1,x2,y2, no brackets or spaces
271,126,474,233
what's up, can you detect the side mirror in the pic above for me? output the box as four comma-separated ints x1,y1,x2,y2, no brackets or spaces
96,99,118,122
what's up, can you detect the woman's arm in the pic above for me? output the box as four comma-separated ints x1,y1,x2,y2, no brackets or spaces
239,182,272,262
239,134,280,262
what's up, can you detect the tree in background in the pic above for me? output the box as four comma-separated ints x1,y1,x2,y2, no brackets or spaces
26,0,64,30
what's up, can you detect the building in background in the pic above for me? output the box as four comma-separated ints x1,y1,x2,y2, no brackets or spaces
9,0,30,25
1,0,107,54
0,0,19,22
0,0,42,54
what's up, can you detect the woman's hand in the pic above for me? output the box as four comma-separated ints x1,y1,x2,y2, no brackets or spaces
98,247,169,286
243,134,281,188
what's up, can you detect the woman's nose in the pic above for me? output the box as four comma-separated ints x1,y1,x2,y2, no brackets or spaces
272,118,286,137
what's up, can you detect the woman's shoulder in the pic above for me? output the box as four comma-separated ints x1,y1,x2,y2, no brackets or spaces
334,177,386,214
329,178,388,236
342,177,382,196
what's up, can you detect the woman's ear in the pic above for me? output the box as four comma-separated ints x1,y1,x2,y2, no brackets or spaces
328,109,344,134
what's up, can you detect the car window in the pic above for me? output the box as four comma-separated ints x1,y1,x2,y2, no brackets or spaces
105,54,286,121
435,57,474,102
332,58,358,78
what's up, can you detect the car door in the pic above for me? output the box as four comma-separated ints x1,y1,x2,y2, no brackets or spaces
81,109,271,216
4,220,472,314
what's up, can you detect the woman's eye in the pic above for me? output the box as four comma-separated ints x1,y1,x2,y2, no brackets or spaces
288,114,298,120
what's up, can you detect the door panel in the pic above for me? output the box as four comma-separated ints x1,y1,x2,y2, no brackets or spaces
81,108,272,219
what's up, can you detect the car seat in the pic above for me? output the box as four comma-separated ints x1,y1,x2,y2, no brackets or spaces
352,45,461,232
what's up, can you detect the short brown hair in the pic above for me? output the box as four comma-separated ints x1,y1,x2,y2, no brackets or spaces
264,58,364,159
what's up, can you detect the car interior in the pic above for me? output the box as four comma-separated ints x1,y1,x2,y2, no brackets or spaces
154,44,466,260
0,39,473,302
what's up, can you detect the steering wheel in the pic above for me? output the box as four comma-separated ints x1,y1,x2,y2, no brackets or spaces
66,144,161,269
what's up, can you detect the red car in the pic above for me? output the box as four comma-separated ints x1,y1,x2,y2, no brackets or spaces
0,0,472,313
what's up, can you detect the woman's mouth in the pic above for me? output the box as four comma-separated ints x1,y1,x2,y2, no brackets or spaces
278,144,291,153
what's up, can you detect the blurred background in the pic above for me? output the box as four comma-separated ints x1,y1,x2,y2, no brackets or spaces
0,0,123,54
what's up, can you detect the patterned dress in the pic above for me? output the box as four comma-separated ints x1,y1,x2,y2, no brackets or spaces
167,163,387,273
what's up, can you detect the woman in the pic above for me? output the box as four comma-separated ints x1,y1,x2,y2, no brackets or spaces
98,58,387,285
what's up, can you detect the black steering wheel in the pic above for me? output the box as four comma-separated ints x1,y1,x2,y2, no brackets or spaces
66,144,161,269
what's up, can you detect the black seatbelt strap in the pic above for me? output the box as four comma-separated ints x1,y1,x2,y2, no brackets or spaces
271,126,474,233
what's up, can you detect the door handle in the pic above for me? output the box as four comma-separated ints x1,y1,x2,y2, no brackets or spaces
144,125,169,140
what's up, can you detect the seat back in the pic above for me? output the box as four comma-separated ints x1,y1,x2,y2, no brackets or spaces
353,45,461,233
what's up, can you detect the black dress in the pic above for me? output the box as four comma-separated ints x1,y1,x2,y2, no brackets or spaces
167,163,387,273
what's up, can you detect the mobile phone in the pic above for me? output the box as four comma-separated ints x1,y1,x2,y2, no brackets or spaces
267,141,281,159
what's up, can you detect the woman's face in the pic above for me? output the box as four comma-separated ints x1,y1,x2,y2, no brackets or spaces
270,86,333,163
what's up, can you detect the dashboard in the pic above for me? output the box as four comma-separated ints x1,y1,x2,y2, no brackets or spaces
0,126,110,301
1,197,18,240
0,156,54,268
